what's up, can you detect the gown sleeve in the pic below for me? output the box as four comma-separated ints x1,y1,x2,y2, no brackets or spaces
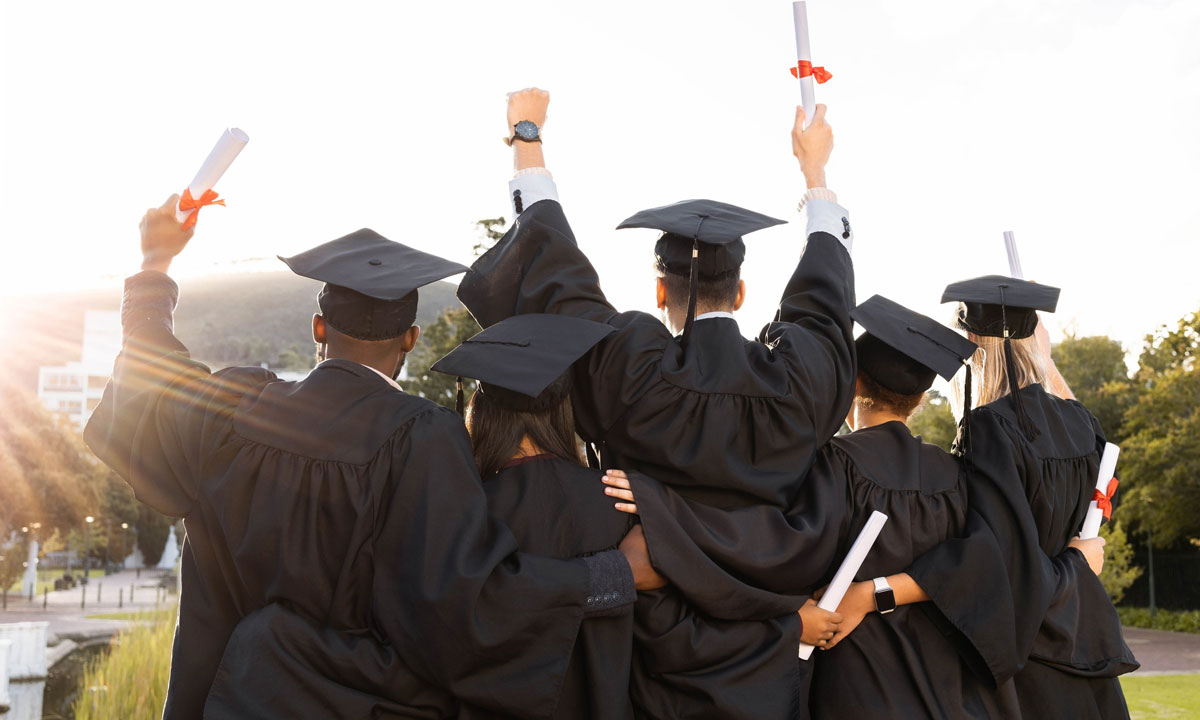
370,409,633,718
626,454,849,620
83,270,276,518
758,232,857,453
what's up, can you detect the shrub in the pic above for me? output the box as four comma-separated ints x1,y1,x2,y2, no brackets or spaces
1118,607,1200,635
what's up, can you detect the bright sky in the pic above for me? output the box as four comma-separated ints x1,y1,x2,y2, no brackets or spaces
3,0,1198,361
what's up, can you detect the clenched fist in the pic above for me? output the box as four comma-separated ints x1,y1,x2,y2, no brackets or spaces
506,87,550,132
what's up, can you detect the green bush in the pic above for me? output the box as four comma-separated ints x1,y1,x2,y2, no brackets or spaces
74,606,176,719
1118,607,1200,634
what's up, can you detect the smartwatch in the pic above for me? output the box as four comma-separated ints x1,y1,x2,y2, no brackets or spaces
873,577,896,614
509,120,541,144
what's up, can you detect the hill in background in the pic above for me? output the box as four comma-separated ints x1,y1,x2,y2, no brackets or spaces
5,271,461,393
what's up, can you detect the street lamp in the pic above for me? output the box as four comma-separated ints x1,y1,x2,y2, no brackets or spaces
120,523,129,569
83,516,95,585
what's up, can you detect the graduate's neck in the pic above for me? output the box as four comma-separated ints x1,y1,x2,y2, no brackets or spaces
847,402,909,432
510,435,545,461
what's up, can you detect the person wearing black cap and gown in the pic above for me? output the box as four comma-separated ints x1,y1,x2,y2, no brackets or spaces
604,295,1024,718
458,90,854,718
84,196,659,720
431,313,637,720
900,276,1138,719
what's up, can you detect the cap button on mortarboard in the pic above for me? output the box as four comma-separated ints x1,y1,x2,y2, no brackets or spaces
368,258,383,266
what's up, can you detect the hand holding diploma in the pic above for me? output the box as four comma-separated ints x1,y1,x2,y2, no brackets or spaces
799,510,887,660
175,128,249,229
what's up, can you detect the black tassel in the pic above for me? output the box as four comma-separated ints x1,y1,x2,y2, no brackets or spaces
955,363,973,456
1004,336,1041,441
680,238,700,351
454,377,464,417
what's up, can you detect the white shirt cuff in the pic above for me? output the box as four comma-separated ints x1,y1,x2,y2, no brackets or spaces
509,170,559,216
800,190,852,254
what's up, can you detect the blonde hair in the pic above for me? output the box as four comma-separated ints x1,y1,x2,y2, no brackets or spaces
969,334,1050,409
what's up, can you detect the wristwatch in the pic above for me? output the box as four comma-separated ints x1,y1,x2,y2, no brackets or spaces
509,120,541,144
873,577,896,614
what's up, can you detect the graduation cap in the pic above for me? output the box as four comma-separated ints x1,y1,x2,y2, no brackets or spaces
278,229,467,341
941,275,1061,442
851,295,977,396
431,313,616,415
616,199,786,346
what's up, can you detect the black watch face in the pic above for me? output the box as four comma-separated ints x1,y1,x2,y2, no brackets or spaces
514,120,539,141
875,588,897,614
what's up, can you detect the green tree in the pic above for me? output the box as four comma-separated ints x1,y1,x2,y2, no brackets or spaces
1052,335,1140,443
908,390,957,451
1135,307,1200,384
403,216,506,409
1098,521,1142,604
1117,365,1200,548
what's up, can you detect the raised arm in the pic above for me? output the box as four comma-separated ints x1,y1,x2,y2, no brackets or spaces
762,105,857,452
459,88,621,328
84,197,274,518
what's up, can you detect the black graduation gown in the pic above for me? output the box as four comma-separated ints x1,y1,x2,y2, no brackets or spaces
806,423,1021,720
84,271,633,720
477,455,637,720
459,199,855,719
622,424,1020,719
909,386,1138,720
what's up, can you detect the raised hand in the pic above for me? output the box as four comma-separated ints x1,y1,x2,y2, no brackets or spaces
792,103,833,189
506,87,550,135
140,194,195,273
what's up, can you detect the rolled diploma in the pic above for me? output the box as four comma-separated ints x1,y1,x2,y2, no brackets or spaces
175,128,250,224
799,510,888,660
1003,231,1025,279
1080,443,1120,539
792,1,816,129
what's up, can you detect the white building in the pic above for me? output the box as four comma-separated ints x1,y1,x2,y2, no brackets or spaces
37,310,121,432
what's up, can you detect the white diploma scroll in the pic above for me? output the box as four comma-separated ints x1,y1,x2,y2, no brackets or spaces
792,1,816,129
1003,230,1025,279
799,510,888,660
175,128,250,224
1080,443,1120,540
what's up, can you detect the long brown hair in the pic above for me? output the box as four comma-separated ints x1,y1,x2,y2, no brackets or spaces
466,390,585,478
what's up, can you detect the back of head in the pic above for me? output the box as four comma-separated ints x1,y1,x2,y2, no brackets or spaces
467,376,584,477
964,331,1048,409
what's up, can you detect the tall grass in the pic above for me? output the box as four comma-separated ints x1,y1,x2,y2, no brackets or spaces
73,606,176,720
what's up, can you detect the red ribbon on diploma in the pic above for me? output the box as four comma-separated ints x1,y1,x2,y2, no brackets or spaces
1093,477,1119,521
790,61,833,83
178,188,226,230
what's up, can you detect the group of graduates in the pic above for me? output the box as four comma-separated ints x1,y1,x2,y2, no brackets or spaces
84,89,1139,720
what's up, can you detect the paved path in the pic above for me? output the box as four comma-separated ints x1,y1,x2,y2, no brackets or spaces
1,568,175,645
1123,626,1200,675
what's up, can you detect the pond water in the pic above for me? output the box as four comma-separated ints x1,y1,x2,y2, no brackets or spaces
0,644,109,720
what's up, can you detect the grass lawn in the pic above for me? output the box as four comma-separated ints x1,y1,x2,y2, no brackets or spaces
4,567,108,596
1123,674,1200,719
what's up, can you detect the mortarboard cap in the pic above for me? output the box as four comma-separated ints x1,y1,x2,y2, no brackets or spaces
940,275,1060,443
431,313,615,413
851,295,978,396
940,275,1060,340
617,199,786,346
278,229,467,341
